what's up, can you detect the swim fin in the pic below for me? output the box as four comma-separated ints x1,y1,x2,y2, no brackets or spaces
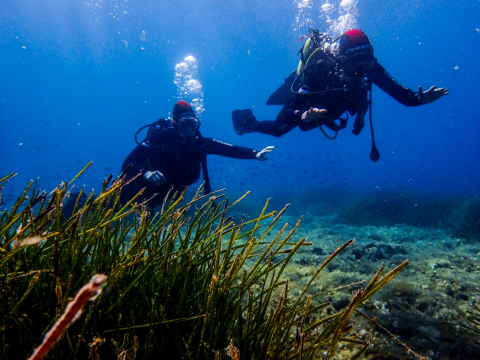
266,71,297,106
232,109,257,135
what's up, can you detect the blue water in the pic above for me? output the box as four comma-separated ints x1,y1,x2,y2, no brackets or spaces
1,0,479,210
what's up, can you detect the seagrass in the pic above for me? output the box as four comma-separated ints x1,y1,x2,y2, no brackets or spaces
0,165,409,359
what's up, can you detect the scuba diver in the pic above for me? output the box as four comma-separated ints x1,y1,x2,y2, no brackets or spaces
120,100,274,212
232,29,448,161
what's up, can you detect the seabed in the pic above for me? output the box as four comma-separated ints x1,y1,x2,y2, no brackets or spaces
274,212,479,359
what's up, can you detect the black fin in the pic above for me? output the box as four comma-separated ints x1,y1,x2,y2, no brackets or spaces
232,109,255,135
266,71,297,106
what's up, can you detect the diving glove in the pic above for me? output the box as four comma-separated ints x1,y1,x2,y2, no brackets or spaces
300,107,327,122
256,146,275,161
144,170,167,186
417,85,449,104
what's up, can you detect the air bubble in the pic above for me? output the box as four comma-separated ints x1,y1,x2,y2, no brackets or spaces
174,56,205,117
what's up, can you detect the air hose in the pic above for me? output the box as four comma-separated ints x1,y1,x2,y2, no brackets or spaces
313,114,347,140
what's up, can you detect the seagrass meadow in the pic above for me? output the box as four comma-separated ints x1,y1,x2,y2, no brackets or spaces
0,164,415,360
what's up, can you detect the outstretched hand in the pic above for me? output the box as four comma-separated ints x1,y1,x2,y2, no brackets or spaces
300,107,328,122
417,85,449,104
144,170,167,186
256,146,275,161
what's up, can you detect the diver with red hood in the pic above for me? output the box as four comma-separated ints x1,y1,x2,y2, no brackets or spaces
232,29,448,161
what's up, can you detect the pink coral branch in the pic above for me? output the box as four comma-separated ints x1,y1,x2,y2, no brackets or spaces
28,274,107,360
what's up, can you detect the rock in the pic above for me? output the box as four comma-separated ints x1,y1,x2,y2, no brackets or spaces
418,325,441,340
331,294,351,311
416,299,431,313
445,284,454,297
352,248,364,260
294,257,309,266
360,243,408,261
436,259,450,268
456,293,470,301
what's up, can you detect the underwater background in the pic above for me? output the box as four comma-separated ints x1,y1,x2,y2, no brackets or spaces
2,0,480,206
2,0,480,358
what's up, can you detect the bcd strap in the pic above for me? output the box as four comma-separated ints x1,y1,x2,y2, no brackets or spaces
201,154,211,195
352,94,370,136
352,110,366,136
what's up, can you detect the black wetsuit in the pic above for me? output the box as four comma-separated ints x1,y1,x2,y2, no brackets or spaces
253,56,424,138
121,120,259,210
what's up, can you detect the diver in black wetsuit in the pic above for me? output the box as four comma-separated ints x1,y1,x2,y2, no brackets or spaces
121,100,274,211
232,29,448,161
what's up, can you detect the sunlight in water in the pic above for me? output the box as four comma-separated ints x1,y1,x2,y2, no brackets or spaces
328,0,359,39
292,0,315,35
174,56,205,117
84,0,130,21
292,0,359,40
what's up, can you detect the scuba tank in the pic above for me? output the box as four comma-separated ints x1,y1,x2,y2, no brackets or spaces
266,29,337,105
291,29,346,95
296,29,332,82
135,118,178,148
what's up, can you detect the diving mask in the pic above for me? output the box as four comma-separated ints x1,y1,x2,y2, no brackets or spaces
343,58,376,77
177,116,201,132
